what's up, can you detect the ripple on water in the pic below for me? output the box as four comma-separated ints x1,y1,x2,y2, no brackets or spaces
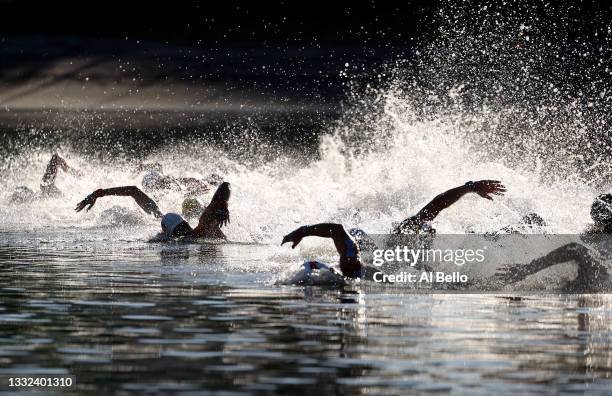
259,376,318,385
0,313,34,322
57,347,111,355
192,299,233,306
204,364,255,372
121,315,173,321
72,300,156,308
161,350,225,359
2,230,612,394
114,327,162,335
0,367,69,374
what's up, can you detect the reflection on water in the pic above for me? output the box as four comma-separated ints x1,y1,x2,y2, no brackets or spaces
1,228,612,395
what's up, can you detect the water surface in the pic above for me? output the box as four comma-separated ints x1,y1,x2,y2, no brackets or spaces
1,227,611,395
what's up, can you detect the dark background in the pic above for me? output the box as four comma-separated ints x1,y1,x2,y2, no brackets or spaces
0,1,435,44
0,0,609,44
0,0,610,159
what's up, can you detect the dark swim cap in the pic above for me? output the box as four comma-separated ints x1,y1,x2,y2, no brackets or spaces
591,194,612,225
521,213,546,227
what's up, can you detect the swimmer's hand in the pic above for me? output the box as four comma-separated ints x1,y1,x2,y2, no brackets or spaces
215,208,230,227
75,190,100,212
69,168,84,177
471,180,506,200
493,263,527,284
281,227,305,248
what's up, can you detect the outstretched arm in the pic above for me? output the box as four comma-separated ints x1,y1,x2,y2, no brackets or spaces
414,180,506,224
495,242,608,287
41,153,81,188
75,186,163,217
282,223,350,256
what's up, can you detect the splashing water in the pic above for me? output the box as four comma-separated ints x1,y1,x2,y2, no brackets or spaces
0,0,610,278
0,99,602,238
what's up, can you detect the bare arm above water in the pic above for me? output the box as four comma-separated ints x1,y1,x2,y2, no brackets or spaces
494,242,609,288
192,182,231,238
75,186,163,218
397,180,506,232
40,153,81,191
415,180,506,222
281,223,351,257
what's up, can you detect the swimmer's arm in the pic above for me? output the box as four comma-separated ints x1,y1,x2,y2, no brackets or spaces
414,180,506,223
197,182,231,227
75,186,163,217
495,242,607,285
193,199,229,232
193,202,228,232
281,223,349,252
192,182,231,237
41,154,81,187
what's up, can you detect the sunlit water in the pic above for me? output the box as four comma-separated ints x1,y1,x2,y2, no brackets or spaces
1,227,612,395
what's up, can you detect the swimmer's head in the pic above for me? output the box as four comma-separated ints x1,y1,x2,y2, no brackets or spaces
520,213,546,227
205,173,224,186
161,213,192,237
8,186,36,204
348,228,366,239
136,162,163,173
142,171,164,191
142,171,178,192
211,182,231,202
591,194,612,225
182,197,204,219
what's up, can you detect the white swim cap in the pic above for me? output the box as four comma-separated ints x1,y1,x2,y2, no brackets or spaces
302,261,331,274
142,171,163,190
161,213,185,237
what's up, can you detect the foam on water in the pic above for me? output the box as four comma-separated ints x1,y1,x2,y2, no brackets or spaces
0,0,610,282
0,93,604,238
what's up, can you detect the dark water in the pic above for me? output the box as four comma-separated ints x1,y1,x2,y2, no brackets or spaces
1,227,612,395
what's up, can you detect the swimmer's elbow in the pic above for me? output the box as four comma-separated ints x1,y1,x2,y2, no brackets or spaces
328,223,344,231
328,223,349,238
320,223,345,234
125,186,144,194
566,242,588,255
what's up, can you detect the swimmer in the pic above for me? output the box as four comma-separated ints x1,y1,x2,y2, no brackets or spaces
281,181,506,279
495,194,612,290
8,153,81,203
135,163,224,219
586,194,612,234
495,242,609,292
282,223,371,279
75,182,231,239
393,180,507,234
480,212,547,240
136,162,223,196
494,212,547,234
141,170,211,195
